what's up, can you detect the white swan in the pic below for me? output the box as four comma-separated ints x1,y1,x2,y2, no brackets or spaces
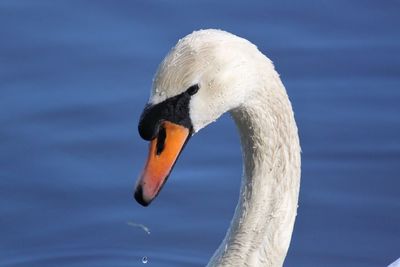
134,29,301,267
390,258,400,267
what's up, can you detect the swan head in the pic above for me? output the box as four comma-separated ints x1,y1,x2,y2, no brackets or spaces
134,29,266,206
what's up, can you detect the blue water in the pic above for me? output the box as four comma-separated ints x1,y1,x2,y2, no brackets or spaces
1,1,399,266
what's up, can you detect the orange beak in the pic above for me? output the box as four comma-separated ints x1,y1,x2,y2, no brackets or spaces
134,121,190,206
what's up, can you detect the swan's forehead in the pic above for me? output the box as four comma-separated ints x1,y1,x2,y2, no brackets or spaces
149,49,206,104
149,29,249,105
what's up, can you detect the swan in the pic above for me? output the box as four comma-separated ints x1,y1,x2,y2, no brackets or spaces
134,29,301,267
390,258,400,267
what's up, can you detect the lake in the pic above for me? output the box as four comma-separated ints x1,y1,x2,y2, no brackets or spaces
1,1,399,266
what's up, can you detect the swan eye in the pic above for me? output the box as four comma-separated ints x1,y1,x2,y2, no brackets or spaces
187,84,199,96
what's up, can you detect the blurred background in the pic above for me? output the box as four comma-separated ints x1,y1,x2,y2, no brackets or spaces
1,1,399,266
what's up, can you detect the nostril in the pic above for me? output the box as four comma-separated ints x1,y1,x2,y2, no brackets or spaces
156,125,167,155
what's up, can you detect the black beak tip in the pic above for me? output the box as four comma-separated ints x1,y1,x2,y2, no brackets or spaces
134,185,151,207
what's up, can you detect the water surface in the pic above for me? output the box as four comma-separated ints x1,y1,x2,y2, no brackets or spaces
1,1,400,266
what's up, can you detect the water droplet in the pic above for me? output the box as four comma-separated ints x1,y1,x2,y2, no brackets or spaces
142,256,148,264
127,221,151,235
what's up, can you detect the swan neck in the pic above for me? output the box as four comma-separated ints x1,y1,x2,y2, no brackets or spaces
208,85,301,267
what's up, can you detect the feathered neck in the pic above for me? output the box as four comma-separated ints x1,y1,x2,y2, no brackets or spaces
207,72,301,267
